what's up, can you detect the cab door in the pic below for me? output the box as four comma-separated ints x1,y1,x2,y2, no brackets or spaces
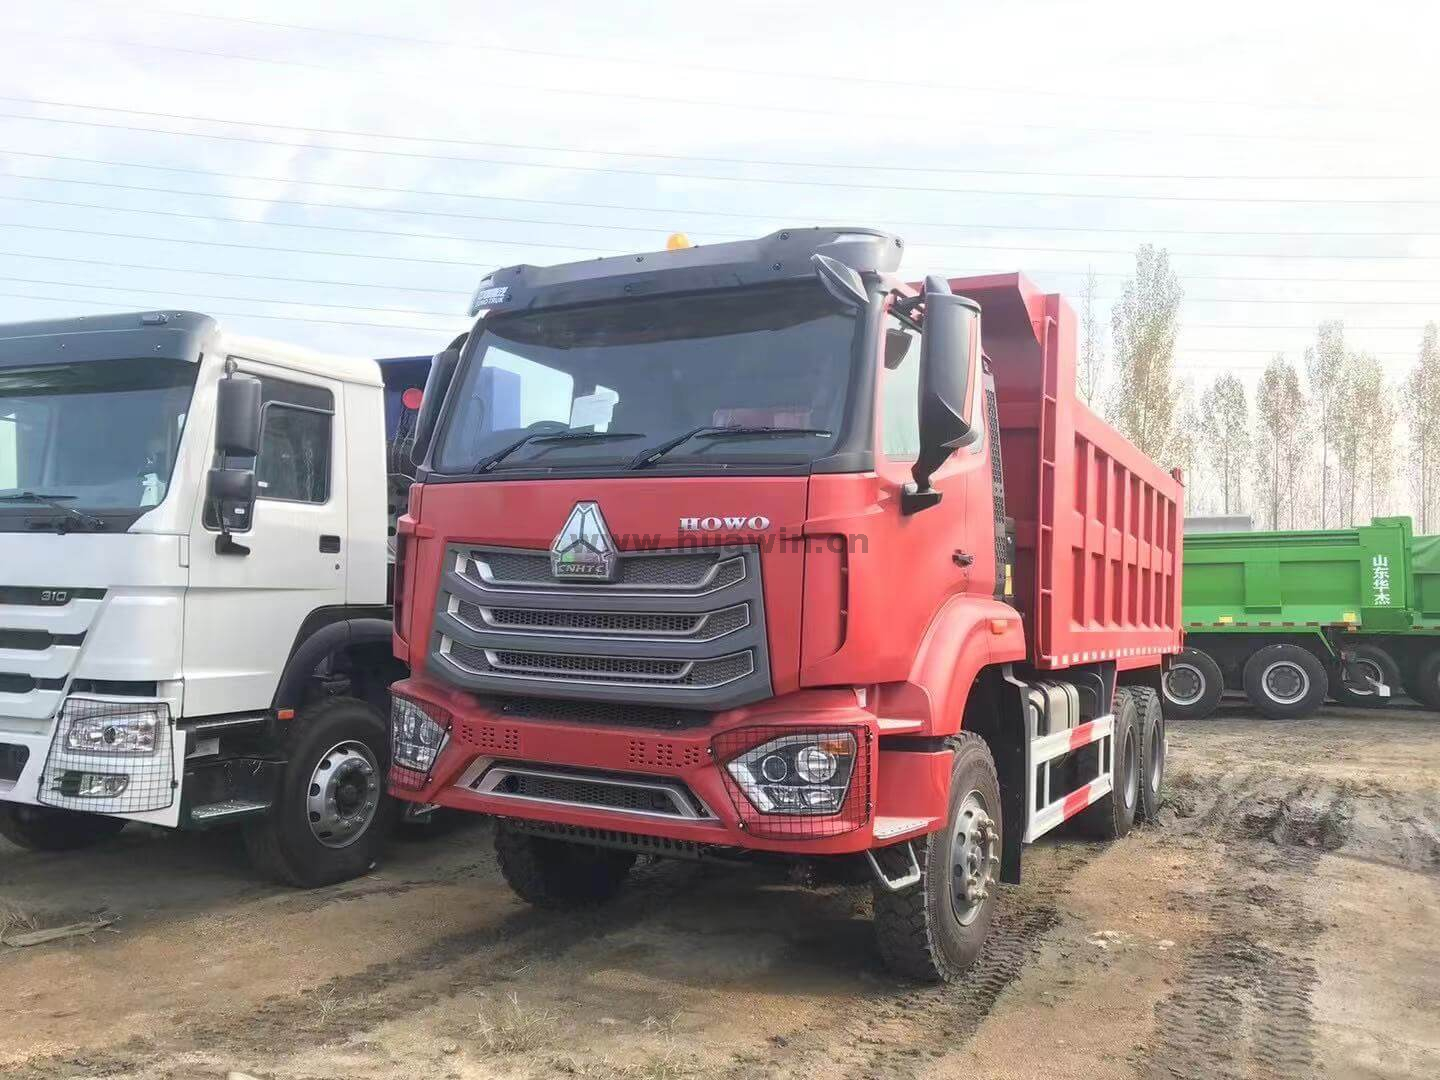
184,360,348,718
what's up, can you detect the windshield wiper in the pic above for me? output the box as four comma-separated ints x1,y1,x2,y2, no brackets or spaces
473,429,646,473
629,425,832,469
0,492,107,531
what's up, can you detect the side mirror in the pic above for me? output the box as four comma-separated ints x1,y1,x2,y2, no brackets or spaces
207,467,255,554
410,335,466,468
903,276,980,515
215,375,261,456
811,253,869,309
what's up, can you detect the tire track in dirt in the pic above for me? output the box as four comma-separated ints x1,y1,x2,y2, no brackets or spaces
8,858,708,1079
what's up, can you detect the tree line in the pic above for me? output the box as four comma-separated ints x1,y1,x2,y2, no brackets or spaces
1078,245,1440,533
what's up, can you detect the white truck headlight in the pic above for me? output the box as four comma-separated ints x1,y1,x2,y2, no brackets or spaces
61,700,166,755
391,697,448,775
725,731,857,815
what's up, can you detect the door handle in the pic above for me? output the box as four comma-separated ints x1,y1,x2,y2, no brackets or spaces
319,535,341,553
953,550,974,567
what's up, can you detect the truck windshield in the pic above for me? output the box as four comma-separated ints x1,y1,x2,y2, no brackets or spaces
0,356,197,513
432,281,859,474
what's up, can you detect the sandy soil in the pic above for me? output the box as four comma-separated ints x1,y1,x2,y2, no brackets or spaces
1,701,1437,1079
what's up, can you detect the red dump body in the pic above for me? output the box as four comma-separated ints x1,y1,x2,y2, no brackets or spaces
952,273,1184,670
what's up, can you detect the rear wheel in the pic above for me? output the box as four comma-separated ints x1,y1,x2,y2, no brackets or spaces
1161,648,1224,720
0,804,126,851
494,824,636,908
1331,644,1400,708
1129,688,1165,822
1410,650,1440,710
243,696,392,888
1075,690,1140,839
1242,644,1328,719
873,733,1002,983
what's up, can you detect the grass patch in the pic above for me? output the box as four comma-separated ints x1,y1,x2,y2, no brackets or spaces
472,992,557,1054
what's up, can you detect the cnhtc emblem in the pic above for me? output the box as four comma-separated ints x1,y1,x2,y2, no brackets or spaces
550,502,617,581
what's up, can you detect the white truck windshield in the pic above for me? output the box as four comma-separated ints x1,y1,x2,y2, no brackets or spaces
433,282,859,474
0,356,197,512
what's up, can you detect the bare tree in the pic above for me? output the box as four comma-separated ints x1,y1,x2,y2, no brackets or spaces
1199,373,1250,515
1170,380,1204,513
1077,267,1105,409
1304,321,1348,528
1406,323,1440,531
1347,352,1393,523
1253,354,1304,530
1109,245,1182,462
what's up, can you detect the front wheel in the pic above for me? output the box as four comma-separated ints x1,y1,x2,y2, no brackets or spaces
243,696,392,888
0,804,126,851
1242,643,1328,719
873,733,1002,983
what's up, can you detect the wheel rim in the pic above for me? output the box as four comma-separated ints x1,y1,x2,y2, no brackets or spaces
1163,663,1205,706
1261,660,1310,705
1347,658,1381,696
306,740,381,849
949,789,999,928
1146,715,1164,796
1120,725,1139,809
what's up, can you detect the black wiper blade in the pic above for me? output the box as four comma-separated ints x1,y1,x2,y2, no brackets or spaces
0,492,106,530
473,429,645,473
630,425,832,469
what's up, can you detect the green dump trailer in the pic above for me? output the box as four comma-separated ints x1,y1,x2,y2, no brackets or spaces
1165,516,1440,719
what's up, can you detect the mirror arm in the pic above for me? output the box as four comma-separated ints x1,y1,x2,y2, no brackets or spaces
215,533,250,557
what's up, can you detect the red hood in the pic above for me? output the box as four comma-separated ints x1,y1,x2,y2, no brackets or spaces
405,475,812,696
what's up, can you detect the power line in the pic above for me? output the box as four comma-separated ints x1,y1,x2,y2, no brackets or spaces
116,4,1417,118
8,111,1440,207
26,33,1420,146
6,193,1440,263
16,151,1439,237
0,275,455,317
0,289,461,332
8,170,1439,242
5,95,1430,183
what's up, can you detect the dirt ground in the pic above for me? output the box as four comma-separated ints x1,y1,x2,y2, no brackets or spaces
2,701,1437,1080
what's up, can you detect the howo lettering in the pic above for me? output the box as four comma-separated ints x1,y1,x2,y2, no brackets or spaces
388,228,1184,981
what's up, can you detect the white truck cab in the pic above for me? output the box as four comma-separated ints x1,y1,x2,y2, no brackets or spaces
0,310,423,885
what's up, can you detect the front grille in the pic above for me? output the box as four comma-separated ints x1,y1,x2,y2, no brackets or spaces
444,641,754,688
0,629,85,651
431,541,772,710
478,695,710,730
0,674,66,694
455,601,748,641
474,764,712,819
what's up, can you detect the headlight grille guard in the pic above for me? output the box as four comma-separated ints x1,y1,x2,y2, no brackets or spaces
38,696,176,813
713,724,872,840
388,694,453,792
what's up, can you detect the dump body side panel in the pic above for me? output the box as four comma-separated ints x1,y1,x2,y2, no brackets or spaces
1182,517,1412,632
948,275,1183,670
1408,532,1440,628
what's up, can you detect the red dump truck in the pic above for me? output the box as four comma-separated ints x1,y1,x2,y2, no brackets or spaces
386,228,1183,981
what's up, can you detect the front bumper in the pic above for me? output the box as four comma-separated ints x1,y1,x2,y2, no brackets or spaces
387,679,952,856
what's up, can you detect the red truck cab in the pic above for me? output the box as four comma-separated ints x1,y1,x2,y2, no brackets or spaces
388,228,1182,981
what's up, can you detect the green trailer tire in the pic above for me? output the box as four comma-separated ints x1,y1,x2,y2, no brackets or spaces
1161,648,1224,720
1242,644,1328,720
1332,644,1401,709
1412,651,1440,711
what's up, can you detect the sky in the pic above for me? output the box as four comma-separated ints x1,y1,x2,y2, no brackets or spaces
0,0,1437,387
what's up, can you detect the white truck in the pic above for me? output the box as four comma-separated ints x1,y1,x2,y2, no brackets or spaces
0,310,428,886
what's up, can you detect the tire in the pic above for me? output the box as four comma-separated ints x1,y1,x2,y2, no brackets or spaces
1409,650,1440,710
873,733,1002,983
1161,648,1224,720
1242,643,1328,720
494,824,636,908
1129,687,1165,823
0,804,127,851
243,696,393,888
1331,644,1401,709
1074,690,1140,840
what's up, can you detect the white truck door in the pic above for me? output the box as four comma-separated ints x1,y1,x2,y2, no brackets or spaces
185,365,349,718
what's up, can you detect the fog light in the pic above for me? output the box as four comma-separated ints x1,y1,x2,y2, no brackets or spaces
56,772,130,798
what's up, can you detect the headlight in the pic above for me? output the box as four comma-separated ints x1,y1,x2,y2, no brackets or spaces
61,700,166,755
725,731,857,815
391,697,448,775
